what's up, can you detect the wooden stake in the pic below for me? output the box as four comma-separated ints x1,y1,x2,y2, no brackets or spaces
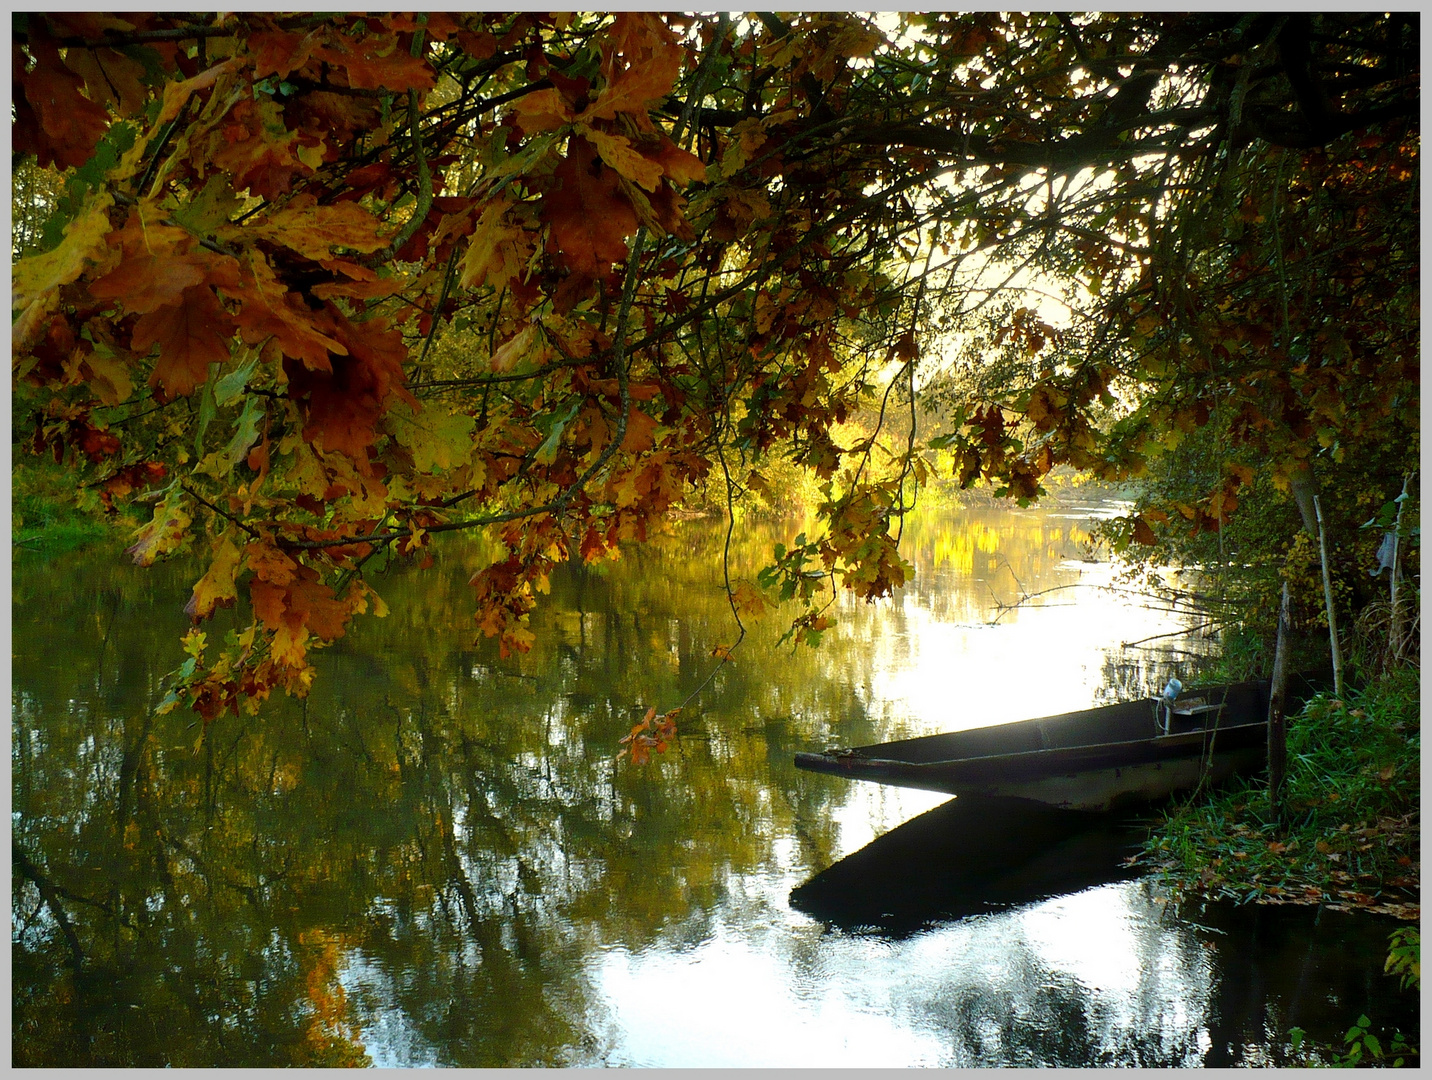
1267,581,1291,825
1313,494,1344,699
1388,472,1413,666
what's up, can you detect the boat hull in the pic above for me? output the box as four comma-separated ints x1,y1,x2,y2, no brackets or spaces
795,681,1279,812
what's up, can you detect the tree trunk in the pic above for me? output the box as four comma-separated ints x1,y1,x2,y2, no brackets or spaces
1313,495,1344,698
1267,581,1292,826
1289,462,1319,537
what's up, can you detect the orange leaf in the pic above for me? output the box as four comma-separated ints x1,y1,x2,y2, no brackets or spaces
153,58,240,131
132,286,236,397
511,87,576,135
646,136,707,186
245,538,299,586
230,256,347,370
249,578,288,628
310,32,435,93
91,252,208,316
284,575,351,641
620,408,660,453
583,15,682,124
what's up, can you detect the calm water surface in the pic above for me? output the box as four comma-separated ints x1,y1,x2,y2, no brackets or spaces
11,499,1415,1066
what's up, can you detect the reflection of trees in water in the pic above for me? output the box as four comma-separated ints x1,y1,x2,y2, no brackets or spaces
12,523,877,1065
12,503,1284,1066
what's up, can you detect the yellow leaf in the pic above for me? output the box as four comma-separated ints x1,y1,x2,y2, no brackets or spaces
125,491,192,567
386,401,475,473
253,194,388,260
187,532,243,620
181,629,207,659
12,192,116,312
581,127,664,192
720,118,767,176
83,346,134,406
459,196,532,293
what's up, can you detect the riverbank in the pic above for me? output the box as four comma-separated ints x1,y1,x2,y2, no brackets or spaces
13,459,135,556
1137,667,1419,920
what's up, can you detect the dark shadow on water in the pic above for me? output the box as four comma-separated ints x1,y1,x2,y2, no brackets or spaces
789,794,1146,937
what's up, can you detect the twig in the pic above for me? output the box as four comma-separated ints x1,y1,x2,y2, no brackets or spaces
181,483,261,540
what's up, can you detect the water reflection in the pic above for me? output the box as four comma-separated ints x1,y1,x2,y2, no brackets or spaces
11,499,1413,1066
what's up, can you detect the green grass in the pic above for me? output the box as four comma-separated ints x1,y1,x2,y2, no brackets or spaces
12,458,132,556
1141,667,1420,916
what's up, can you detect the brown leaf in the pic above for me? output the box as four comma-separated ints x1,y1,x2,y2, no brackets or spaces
541,136,639,277
15,21,113,168
132,286,236,397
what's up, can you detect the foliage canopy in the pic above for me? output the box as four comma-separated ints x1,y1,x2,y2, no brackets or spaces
12,12,1419,721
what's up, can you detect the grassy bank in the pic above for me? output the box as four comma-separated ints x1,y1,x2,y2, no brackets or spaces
1139,665,1420,1065
1139,667,1419,919
12,458,132,556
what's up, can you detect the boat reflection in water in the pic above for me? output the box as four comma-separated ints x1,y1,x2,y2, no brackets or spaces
790,794,1143,935
790,795,1419,1068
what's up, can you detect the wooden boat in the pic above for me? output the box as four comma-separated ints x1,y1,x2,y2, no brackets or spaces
795,679,1310,812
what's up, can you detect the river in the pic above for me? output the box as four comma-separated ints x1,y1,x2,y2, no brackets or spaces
11,497,1416,1066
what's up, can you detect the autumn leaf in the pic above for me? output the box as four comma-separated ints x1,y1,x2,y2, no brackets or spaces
132,286,236,397
490,325,539,373
541,136,639,277
185,532,243,622
583,14,683,124
152,58,240,131
252,195,389,260
386,401,476,473
460,197,534,293
511,87,576,135
582,128,664,191
245,537,299,586
14,20,113,168
126,490,192,566
12,192,116,311
731,582,773,620
646,136,707,186
89,248,210,316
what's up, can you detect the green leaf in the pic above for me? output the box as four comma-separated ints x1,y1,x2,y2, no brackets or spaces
386,402,476,473
194,364,221,456
222,397,265,467
213,354,260,407
169,174,243,239
534,401,581,465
